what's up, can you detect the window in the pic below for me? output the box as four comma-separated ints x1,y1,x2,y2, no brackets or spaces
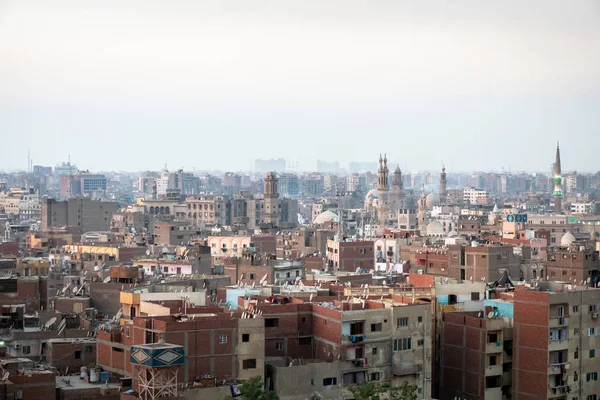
556,306,564,317
125,327,130,337
298,337,312,346
243,359,257,369
75,350,82,359
265,318,279,328
587,396,597,400
573,305,579,313
323,377,337,386
370,323,382,332
397,317,409,327
586,372,598,382
13,390,23,400
276,342,283,351
219,335,227,344
588,327,598,337
372,347,378,355
85,346,93,353
350,322,364,335
590,349,596,358
489,355,497,366
418,339,424,347
590,305,597,313
393,338,411,351
488,333,498,343
574,328,580,336
242,334,250,342
301,316,307,323
249,273,255,280
22,345,31,355
370,372,381,381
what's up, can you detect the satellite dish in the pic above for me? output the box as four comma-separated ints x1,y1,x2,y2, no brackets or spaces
2,372,8,381
309,294,313,301
587,277,591,284
487,311,494,318
103,276,110,284
44,317,57,329
146,250,150,256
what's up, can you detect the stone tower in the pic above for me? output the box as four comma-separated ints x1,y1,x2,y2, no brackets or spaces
553,142,563,214
417,185,427,231
376,154,390,225
439,166,447,204
264,172,280,226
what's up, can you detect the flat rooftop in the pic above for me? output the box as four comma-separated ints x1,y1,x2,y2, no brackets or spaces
56,376,120,391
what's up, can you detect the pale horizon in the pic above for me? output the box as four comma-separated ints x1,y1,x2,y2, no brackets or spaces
1,0,599,172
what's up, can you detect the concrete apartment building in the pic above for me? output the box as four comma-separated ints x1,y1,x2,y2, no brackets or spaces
152,220,194,245
525,215,587,246
243,294,432,399
326,239,374,272
447,244,523,282
546,245,600,284
513,284,600,400
41,197,119,234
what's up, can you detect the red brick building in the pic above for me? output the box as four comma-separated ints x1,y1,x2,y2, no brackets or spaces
326,239,374,272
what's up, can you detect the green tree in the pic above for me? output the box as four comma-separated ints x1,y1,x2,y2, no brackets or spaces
221,376,279,400
348,381,418,400
348,381,386,400
388,381,418,400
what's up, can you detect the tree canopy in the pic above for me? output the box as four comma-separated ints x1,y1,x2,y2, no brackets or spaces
348,380,418,400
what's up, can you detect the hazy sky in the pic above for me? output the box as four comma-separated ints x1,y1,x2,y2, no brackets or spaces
1,0,599,173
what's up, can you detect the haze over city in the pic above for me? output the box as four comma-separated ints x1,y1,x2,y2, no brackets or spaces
1,0,599,172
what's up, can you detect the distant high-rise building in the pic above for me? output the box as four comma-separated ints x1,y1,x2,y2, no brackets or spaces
32,165,52,175
255,158,286,173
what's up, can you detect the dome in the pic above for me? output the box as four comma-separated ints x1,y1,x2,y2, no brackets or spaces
426,220,444,236
426,193,441,208
313,210,339,224
365,189,379,202
560,231,576,246
447,230,458,237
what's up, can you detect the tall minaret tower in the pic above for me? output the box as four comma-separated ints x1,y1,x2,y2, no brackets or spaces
439,166,447,204
392,165,403,203
418,184,427,231
264,172,280,226
553,142,563,214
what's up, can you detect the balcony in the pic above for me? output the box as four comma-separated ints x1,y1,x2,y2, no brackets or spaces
393,362,422,377
548,339,569,352
484,387,502,400
548,385,570,398
486,342,503,353
549,317,568,328
485,365,502,376
547,363,567,375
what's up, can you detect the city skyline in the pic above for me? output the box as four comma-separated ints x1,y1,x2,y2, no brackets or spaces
1,0,599,172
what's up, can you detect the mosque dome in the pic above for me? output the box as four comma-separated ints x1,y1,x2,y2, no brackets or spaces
426,193,441,208
365,189,379,202
560,231,576,246
313,210,339,224
426,220,444,236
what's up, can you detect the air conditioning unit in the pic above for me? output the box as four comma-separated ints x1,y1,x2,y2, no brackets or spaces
14,344,20,349
592,312,599,319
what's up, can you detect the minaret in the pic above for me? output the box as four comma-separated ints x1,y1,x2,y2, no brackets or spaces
439,166,447,204
264,172,280,226
152,179,157,200
553,142,562,214
418,184,427,231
